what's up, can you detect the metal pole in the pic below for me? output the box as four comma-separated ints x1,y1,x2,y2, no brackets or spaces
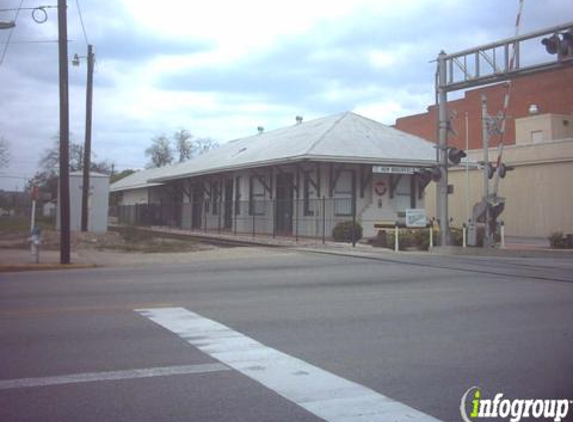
81,44,94,232
394,224,399,252
58,0,71,264
465,111,470,223
481,94,493,247
322,196,326,245
436,51,450,246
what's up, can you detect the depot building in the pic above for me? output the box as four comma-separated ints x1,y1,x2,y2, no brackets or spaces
110,112,439,239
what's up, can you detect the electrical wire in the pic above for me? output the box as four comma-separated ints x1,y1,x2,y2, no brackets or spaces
74,0,89,46
0,0,25,67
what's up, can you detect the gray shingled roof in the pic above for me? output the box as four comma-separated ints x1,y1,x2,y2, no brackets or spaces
149,112,436,183
109,167,165,193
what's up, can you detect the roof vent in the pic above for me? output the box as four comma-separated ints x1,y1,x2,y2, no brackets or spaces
257,126,264,134
296,116,303,125
528,104,540,115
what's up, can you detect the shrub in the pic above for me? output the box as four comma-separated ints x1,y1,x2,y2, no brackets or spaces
332,221,363,243
548,232,567,249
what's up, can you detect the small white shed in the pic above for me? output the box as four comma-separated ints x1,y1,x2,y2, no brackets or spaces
57,171,110,232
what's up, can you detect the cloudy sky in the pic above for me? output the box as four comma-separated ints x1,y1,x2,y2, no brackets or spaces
0,0,569,190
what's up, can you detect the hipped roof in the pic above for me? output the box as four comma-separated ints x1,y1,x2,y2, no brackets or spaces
149,112,436,183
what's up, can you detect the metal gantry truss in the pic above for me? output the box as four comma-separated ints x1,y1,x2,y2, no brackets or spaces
435,21,573,246
440,21,573,92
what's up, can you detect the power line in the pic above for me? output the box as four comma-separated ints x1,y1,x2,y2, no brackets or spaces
0,0,25,66
74,0,89,45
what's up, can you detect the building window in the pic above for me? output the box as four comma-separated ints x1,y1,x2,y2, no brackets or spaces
531,130,543,144
249,176,266,216
334,170,353,216
303,173,316,216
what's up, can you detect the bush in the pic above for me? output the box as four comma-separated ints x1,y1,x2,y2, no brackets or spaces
548,232,567,249
332,221,363,243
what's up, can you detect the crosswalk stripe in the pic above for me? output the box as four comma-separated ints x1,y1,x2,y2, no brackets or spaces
0,363,229,390
136,307,444,422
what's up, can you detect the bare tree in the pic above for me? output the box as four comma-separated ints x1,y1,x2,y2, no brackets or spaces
145,135,173,168
174,129,193,163
0,137,11,168
193,137,219,156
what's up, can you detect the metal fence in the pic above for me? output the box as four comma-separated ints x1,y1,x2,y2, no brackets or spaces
109,198,367,243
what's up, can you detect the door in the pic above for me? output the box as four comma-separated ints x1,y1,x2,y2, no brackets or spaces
191,187,203,229
275,173,293,235
224,179,233,230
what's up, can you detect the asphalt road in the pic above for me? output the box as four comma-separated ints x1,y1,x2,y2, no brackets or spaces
1,248,572,422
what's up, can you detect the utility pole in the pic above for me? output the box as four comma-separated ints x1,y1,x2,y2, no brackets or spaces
81,44,94,232
436,50,450,246
58,0,70,264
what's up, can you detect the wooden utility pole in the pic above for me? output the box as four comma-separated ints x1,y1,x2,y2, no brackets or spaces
81,44,94,232
58,0,70,263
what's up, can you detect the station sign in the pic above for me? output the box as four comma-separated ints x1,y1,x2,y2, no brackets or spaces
372,166,417,174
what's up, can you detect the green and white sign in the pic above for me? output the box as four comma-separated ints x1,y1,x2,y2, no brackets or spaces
405,208,427,227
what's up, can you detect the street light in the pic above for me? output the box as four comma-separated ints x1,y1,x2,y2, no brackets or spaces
72,45,95,232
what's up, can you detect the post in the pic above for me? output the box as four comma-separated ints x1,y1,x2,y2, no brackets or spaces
351,170,356,248
58,0,71,264
429,222,434,249
465,111,470,223
81,44,94,232
252,209,255,238
394,224,399,252
481,94,494,248
436,51,450,247
500,221,506,248
462,223,467,248
322,196,326,245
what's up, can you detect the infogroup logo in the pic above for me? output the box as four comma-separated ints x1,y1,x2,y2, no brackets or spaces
460,386,571,422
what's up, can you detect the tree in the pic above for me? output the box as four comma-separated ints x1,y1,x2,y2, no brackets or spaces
193,137,219,156
145,135,173,168
26,134,111,201
174,129,193,163
110,169,136,184
0,137,10,168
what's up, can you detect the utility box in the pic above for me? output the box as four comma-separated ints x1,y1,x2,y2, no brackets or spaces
57,171,110,232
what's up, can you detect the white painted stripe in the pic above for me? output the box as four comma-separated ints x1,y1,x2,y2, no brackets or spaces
0,363,229,390
136,307,444,422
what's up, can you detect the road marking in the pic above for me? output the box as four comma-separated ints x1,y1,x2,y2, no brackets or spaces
136,307,444,422
0,363,229,390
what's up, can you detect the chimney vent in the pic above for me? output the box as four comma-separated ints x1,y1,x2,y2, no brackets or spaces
296,116,303,125
257,126,264,134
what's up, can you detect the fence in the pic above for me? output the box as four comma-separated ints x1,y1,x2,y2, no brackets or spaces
110,198,365,243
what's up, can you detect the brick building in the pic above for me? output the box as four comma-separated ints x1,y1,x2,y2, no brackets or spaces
395,66,573,149
394,66,573,238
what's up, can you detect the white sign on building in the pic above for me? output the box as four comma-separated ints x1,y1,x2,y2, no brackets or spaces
372,166,417,174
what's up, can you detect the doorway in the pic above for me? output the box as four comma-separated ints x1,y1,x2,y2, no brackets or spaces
275,173,294,235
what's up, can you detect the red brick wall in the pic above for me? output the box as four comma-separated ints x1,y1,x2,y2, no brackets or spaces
394,66,573,150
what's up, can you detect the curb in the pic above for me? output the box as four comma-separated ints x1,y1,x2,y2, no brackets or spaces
0,263,97,273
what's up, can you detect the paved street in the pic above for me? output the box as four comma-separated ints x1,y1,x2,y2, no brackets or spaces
1,248,572,422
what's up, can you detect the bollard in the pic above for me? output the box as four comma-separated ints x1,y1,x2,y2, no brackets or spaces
30,225,41,264
462,223,467,248
500,221,506,249
429,223,433,249
394,225,399,252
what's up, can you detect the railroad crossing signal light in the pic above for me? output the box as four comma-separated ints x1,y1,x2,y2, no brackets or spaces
487,163,495,179
542,30,573,60
448,147,467,165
